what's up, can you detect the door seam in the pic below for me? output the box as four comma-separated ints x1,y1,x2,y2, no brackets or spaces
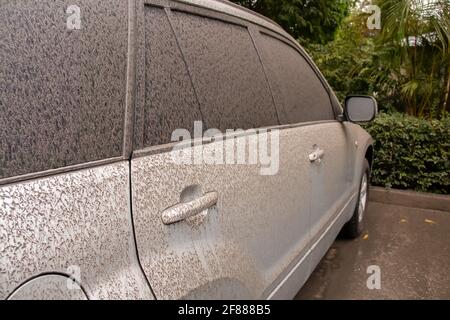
127,160,158,299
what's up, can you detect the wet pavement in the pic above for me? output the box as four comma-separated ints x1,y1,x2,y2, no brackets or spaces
295,201,450,300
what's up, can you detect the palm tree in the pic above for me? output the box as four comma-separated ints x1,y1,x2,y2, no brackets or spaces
374,0,450,117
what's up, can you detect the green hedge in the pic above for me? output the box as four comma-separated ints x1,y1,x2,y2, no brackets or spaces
363,113,450,195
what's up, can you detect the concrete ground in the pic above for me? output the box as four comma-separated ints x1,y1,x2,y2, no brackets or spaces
295,197,450,300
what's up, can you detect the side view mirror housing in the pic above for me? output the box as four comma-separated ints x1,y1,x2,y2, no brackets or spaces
344,95,378,123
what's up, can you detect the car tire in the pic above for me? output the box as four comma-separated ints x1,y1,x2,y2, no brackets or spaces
342,159,370,239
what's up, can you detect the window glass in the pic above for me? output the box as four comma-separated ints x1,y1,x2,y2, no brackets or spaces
171,12,279,132
257,34,335,124
142,7,203,147
0,0,128,180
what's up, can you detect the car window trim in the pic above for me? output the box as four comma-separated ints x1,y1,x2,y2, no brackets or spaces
0,157,125,187
132,120,339,159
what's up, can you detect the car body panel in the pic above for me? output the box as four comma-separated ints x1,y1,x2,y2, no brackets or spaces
268,121,370,299
0,162,154,300
268,190,358,300
7,275,88,300
309,122,355,243
348,123,375,186
130,121,373,300
131,127,316,299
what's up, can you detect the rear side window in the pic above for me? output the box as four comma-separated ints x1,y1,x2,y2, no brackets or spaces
257,33,335,124
141,6,203,148
0,0,128,180
170,11,278,132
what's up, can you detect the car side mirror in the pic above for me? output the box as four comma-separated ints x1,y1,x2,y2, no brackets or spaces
344,95,378,123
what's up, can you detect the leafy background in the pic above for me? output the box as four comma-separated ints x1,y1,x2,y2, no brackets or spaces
230,0,450,194
364,113,449,194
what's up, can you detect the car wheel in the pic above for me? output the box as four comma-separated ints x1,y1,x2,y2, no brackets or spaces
342,159,370,238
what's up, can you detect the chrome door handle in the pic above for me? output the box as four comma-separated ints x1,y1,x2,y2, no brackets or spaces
161,192,218,225
309,149,325,163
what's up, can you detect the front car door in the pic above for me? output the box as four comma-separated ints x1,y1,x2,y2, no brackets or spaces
254,31,358,271
253,24,357,292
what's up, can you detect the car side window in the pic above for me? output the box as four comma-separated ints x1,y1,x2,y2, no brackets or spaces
256,33,335,124
140,6,203,148
170,11,279,132
0,0,128,181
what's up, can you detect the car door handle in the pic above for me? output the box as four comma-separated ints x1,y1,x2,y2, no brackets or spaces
161,192,218,225
309,148,325,163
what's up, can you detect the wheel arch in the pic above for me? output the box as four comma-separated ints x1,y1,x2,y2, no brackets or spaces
365,144,374,171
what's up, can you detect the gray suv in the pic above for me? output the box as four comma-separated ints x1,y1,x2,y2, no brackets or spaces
0,0,377,299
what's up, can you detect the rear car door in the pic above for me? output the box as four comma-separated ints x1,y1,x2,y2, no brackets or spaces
130,2,313,299
0,0,152,299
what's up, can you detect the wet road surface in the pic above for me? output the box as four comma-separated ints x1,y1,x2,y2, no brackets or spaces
296,201,450,299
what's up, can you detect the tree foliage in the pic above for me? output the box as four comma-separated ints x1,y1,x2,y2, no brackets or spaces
374,0,450,117
306,12,379,103
307,0,450,118
230,0,450,193
229,0,352,44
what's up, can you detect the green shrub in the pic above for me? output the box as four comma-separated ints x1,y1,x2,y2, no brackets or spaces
363,113,450,194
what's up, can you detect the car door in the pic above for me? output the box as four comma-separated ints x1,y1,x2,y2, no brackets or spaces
0,0,152,300
130,3,313,300
253,28,355,282
307,122,356,268
255,33,356,267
